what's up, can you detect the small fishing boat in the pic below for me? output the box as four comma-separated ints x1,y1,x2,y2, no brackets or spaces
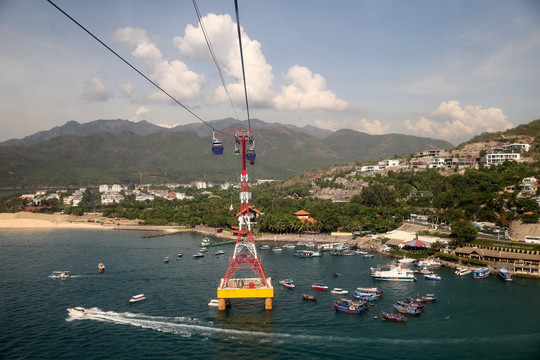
414,258,443,269
164,257,170,263
473,267,490,279
332,272,340,277
282,244,296,249
419,294,437,301
311,251,322,257
302,294,317,301
334,299,369,314
215,250,225,256
97,262,105,273
260,245,270,250
381,311,407,322
393,303,423,315
362,254,374,258
177,252,183,257
192,253,205,258
455,267,471,276
199,247,208,252
424,273,442,281
49,271,70,279
498,268,513,281
201,237,211,246
343,250,356,256
311,283,329,291
331,288,348,295
272,247,283,252
416,267,433,275
305,242,316,248
129,294,146,303
208,299,220,307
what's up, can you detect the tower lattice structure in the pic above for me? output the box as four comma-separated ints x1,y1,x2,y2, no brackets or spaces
221,131,269,288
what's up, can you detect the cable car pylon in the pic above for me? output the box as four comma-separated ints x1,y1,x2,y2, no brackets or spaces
217,130,273,310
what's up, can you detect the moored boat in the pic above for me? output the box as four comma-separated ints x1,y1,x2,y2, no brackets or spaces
455,267,471,276
393,303,423,315
164,257,170,263
398,257,415,264
371,266,416,281
419,293,437,301
199,247,208,252
498,268,513,281
201,237,211,246
98,262,105,273
381,311,407,322
312,282,329,290
414,258,442,269
192,252,205,258
49,271,70,279
208,299,220,307
352,287,382,301
331,288,348,295
424,273,442,281
473,267,490,279
177,252,183,257
334,299,369,314
215,250,225,256
293,250,314,258
272,247,283,252
129,294,146,303
260,245,270,250
302,294,317,301
282,244,296,249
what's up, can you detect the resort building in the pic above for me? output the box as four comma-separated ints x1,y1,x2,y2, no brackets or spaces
378,159,400,168
486,153,520,166
454,246,540,275
502,143,530,152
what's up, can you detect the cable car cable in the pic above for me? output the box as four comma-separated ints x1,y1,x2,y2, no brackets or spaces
45,0,227,137
192,0,242,125
234,0,251,132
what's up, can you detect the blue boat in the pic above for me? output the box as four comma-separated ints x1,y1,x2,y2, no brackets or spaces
498,268,513,281
393,303,422,315
473,267,490,279
352,287,382,301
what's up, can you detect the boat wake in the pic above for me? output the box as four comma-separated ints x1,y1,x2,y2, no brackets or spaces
66,308,540,347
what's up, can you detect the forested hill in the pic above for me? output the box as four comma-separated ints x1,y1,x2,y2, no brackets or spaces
0,122,452,187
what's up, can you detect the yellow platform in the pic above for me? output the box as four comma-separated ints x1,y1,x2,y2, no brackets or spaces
217,278,273,299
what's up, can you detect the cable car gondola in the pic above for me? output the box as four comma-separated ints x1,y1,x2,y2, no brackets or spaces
211,131,223,155
246,147,256,165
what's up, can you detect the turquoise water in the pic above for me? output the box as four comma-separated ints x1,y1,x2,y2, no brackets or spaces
0,229,539,359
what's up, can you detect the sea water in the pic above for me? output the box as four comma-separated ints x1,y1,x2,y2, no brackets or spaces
0,229,539,359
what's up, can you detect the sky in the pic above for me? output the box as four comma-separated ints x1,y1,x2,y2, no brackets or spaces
0,0,539,145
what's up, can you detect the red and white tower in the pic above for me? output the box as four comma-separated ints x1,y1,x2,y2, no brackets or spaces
217,130,273,310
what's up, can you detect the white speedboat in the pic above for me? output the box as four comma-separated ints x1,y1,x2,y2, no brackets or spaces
272,247,283,252
164,257,170,263
201,237,211,246
215,250,225,256
371,266,416,281
129,294,146,303
260,245,270,250
282,244,295,249
192,252,205,258
331,288,349,295
67,307,86,316
199,247,208,252
208,299,220,307
49,271,70,279
424,273,442,281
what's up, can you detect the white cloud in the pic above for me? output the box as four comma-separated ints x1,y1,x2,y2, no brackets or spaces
274,65,350,111
81,76,112,102
130,106,150,122
112,27,203,102
404,100,513,143
356,118,389,135
174,13,275,108
400,75,457,95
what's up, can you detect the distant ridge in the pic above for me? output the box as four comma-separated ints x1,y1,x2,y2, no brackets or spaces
0,118,334,147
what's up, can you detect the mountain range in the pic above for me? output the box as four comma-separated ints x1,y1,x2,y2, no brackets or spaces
0,119,453,187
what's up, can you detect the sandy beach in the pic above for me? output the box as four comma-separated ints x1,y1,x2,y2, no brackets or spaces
0,212,140,230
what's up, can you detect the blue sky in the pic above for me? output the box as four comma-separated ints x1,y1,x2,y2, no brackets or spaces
1,0,539,145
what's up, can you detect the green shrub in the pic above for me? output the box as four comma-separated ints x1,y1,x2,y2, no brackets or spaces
435,252,459,261
459,258,488,266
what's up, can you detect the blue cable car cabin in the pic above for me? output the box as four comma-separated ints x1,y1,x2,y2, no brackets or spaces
212,139,224,155
246,147,256,164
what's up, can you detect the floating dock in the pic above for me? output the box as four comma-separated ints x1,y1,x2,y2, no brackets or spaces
217,278,274,310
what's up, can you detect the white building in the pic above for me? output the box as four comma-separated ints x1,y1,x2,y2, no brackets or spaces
502,143,530,152
110,184,122,193
195,181,207,189
99,184,109,193
360,165,380,174
486,153,520,166
378,159,400,168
